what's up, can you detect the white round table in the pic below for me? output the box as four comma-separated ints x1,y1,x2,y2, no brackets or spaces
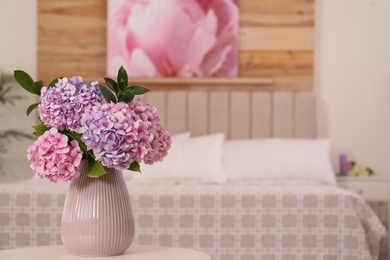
0,245,211,260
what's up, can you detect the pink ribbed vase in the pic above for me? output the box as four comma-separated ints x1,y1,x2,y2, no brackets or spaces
61,161,135,256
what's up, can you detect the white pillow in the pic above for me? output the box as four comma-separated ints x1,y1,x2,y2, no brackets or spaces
123,132,190,181
224,139,336,185
175,133,226,183
131,133,226,183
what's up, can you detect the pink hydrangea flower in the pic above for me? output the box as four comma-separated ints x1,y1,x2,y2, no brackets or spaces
128,99,171,164
27,128,82,183
38,77,102,132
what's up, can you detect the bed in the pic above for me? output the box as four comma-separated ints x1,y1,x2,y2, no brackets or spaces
0,91,386,260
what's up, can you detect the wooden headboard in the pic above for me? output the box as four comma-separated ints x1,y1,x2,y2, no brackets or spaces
143,91,315,139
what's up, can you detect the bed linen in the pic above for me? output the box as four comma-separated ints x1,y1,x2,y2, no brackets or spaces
0,180,385,260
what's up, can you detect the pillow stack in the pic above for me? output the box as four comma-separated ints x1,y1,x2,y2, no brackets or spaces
126,132,336,185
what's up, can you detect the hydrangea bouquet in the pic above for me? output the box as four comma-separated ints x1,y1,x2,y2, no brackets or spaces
14,66,171,183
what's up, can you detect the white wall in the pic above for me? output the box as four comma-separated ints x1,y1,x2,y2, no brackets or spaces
0,0,37,181
315,0,390,175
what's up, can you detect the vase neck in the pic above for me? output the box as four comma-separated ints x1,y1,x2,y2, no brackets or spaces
75,160,124,185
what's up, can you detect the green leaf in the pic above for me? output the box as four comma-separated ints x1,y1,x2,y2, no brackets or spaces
26,103,40,116
48,77,62,87
67,132,88,155
31,80,43,95
117,66,128,90
99,85,117,103
118,85,149,103
13,70,38,95
127,85,150,96
32,123,50,137
118,92,134,103
129,161,141,173
67,132,82,142
104,77,119,94
87,158,107,178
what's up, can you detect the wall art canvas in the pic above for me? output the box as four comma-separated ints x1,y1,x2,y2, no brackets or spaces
107,0,239,78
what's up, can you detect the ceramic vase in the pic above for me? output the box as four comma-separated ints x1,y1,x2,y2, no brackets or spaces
61,161,134,256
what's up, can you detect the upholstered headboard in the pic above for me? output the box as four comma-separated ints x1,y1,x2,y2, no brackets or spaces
143,91,315,139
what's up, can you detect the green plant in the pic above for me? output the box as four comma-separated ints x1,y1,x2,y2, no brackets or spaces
0,72,23,105
0,70,34,175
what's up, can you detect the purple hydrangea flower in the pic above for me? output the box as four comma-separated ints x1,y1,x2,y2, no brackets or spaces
27,128,83,183
80,102,147,170
80,100,171,170
37,77,102,132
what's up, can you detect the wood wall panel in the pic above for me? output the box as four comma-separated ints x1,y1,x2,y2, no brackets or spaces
37,0,314,90
38,0,107,83
240,51,313,76
240,27,314,51
240,0,314,14
240,14,314,27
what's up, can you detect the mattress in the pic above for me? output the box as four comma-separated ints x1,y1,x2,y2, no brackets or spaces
0,179,386,260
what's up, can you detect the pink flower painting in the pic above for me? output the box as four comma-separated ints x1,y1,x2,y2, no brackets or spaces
107,0,239,78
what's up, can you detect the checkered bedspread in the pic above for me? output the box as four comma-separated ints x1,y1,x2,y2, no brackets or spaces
0,180,386,260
